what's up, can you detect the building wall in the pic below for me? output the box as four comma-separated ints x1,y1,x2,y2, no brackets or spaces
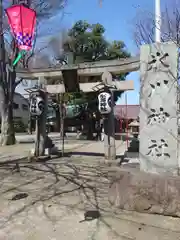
114,105,140,134
114,105,140,120
12,92,29,126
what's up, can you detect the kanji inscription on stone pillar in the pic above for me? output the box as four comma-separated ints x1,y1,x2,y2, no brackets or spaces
139,42,179,175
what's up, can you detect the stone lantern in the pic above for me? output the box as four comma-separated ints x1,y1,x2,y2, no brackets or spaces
128,120,139,138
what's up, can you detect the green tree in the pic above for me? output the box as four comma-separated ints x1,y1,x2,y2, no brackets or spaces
63,20,130,64
49,20,130,103
106,40,130,60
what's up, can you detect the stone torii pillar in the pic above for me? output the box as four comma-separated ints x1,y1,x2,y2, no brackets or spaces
101,70,116,160
33,76,48,156
100,70,134,160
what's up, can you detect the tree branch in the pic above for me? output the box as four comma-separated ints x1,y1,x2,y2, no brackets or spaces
132,0,180,48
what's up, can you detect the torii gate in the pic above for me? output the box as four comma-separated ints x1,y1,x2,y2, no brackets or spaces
16,57,136,160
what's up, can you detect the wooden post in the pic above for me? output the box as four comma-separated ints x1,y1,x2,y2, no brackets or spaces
101,70,116,160
59,93,65,156
35,116,40,156
125,93,129,150
59,93,63,137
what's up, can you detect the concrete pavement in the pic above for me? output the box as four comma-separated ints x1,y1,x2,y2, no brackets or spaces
0,138,127,163
14,132,75,143
0,137,178,239
69,140,127,156
0,158,179,239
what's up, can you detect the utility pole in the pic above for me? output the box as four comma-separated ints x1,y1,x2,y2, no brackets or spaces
155,0,161,42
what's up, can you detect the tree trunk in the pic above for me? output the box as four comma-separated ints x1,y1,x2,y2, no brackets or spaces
86,114,94,140
1,96,16,146
0,62,17,146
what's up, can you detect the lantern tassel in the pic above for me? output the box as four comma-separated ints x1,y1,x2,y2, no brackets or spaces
13,50,26,66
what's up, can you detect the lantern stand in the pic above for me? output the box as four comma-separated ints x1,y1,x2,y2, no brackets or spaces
13,50,26,66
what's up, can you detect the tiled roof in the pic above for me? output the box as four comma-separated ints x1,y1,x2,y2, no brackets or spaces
114,104,140,119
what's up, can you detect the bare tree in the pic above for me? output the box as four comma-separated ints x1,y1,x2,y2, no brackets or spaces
132,0,180,47
0,0,66,145
48,28,69,65
132,0,180,130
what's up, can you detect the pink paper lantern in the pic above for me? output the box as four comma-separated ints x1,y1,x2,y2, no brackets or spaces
6,4,36,51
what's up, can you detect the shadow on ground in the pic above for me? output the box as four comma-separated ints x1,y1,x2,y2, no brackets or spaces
58,151,124,160
0,159,126,239
0,159,180,239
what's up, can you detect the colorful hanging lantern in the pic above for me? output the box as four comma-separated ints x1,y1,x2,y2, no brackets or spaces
5,4,36,66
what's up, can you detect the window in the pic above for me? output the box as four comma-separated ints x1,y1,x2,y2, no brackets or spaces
22,104,28,111
13,102,19,109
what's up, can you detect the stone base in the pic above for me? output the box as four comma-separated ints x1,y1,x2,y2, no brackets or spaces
127,138,139,152
76,133,87,140
30,146,58,156
109,166,180,217
125,152,139,159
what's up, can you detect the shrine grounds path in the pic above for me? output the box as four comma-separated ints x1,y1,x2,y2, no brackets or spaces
0,135,128,163
0,137,180,239
0,157,180,238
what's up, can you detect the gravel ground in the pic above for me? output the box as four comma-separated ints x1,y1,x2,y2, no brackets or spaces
0,158,180,240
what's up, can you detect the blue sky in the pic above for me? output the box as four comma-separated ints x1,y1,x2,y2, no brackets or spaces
17,0,155,105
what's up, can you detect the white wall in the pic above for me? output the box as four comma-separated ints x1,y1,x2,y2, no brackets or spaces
13,92,29,126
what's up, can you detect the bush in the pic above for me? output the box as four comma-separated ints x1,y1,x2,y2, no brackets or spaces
14,120,27,133
0,119,27,133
